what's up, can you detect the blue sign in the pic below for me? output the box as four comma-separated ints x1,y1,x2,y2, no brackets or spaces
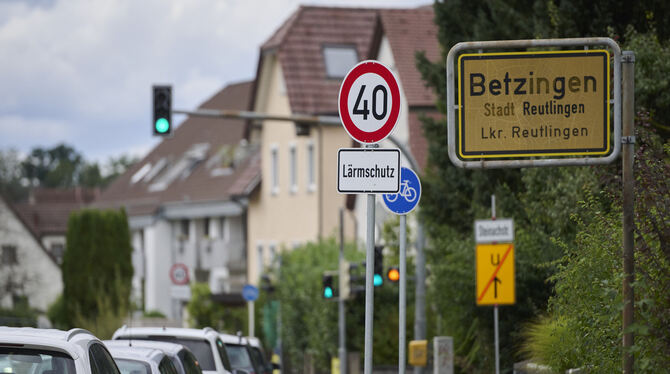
242,284,259,302
382,167,421,215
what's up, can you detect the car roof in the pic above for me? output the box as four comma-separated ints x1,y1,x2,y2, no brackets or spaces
106,345,165,363
105,340,184,356
217,334,246,345
245,337,261,348
113,326,219,341
0,327,102,358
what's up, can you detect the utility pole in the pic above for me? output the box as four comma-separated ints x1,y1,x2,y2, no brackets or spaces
621,50,635,374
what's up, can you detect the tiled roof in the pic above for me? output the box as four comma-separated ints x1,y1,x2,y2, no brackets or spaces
263,6,379,115
12,187,98,237
379,7,440,107
261,5,440,115
93,81,257,217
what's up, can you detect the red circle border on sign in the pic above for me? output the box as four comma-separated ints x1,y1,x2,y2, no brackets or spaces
169,263,189,285
338,61,401,144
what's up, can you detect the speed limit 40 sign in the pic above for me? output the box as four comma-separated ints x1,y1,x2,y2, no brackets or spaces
338,60,401,144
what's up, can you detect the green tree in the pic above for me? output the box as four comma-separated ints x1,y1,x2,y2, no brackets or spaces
60,208,133,328
260,239,405,372
186,283,247,333
0,149,28,202
522,123,670,372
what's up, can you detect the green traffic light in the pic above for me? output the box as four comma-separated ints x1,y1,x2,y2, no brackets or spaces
374,274,383,286
324,287,334,298
155,118,170,133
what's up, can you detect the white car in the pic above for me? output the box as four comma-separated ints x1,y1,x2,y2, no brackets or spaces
111,327,241,374
105,345,177,374
0,327,120,374
104,340,200,374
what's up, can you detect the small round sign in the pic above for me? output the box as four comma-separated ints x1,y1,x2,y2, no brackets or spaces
242,284,259,302
169,263,189,285
382,167,421,215
338,60,401,144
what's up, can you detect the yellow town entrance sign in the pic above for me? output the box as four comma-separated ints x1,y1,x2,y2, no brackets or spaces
457,50,610,158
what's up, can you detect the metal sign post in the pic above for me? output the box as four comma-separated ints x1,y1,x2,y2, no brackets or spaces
242,284,259,337
337,60,402,374
382,167,421,374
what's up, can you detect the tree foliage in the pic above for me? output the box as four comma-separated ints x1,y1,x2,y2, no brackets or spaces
522,123,670,372
59,208,133,328
415,0,670,371
0,143,137,203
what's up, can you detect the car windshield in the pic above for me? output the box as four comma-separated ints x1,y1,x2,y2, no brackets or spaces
223,345,252,371
0,348,76,374
113,359,151,374
247,348,269,374
133,338,214,372
177,350,201,374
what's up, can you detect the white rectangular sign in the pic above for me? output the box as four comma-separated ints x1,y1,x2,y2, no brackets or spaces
474,219,514,243
338,148,400,193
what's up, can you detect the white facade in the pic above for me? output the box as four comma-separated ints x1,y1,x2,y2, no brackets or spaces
129,206,247,320
0,197,62,312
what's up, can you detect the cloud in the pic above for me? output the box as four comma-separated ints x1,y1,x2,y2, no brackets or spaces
0,0,430,162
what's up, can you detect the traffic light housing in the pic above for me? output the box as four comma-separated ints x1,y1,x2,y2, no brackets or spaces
374,245,383,287
322,274,334,299
387,267,400,283
153,85,172,136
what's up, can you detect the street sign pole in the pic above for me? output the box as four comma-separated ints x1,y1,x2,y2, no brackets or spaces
621,50,635,374
339,208,347,374
364,179,376,374
399,214,407,374
381,167,421,374
491,195,500,374
249,301,255,338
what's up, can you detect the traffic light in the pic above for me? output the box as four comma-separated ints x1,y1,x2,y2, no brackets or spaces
322,274,334,299
339,260,351,300
374,245,383,287
153,85,172,136
387,267,400,283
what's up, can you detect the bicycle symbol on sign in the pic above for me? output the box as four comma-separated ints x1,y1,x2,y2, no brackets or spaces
386,179,417,203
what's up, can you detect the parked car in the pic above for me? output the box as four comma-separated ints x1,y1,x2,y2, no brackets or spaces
217,335,255,374
0,327,120,374
105,345,177,374
245,338,275,374
104,340,201,374
111,327,240,374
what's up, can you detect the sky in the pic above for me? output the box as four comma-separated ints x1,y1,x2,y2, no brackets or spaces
0,0,431,168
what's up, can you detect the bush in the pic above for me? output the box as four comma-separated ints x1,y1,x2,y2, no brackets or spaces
61,208,133,328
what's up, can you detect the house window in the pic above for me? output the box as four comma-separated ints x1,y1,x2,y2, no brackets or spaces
271,145,279,195
307,142,316,192
203,217,210,238
1,245,17,266
51,243,64,264
289,144,297,193
257,244,264,276
269,244,277,267
180,219,189,239
220,217,227,242
323,45,358,78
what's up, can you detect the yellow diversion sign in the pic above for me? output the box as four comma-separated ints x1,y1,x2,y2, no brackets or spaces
458,50,610,158
476,244,515,305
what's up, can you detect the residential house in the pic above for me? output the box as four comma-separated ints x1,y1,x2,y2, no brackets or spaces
246,5,440,284
93,81,259,320
0,193,62,315
12,187,98,264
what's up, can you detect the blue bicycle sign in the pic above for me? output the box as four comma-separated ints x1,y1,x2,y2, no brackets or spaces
382,167,421,215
